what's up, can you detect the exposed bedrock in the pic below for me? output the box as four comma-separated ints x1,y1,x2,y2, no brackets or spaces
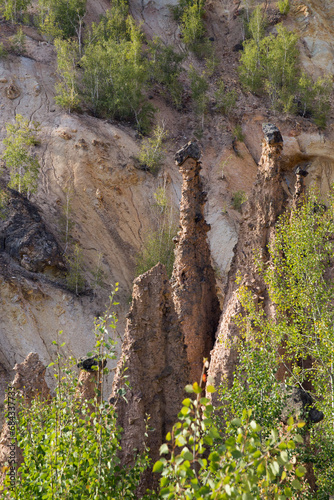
171,142,221,384
110,263,189,491
0,187,65,274
207,124,287,397
0,353,50,486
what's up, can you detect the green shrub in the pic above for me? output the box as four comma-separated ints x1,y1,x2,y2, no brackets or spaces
297,72,332,128
238,6,331,124
54,38,80,112
66,243,85,295
214,79,237,115
135,186,178,278
204,44,219,76
181,0,205,49
1,114,40,196
248,4,266,46
149,38,185,108
0,42,8,58
239,22,299,102
277,0,290,15
0,0,31,23
38,0,87,40
238,38,264,92
0,188,9,220
81,17,154,132
138,124,167,174
135,226,177,279
9,27,26,55
88,0,129,43
155,381,306,499
59,186,74,252
169,0,191,21
231,190,247,210
233,124,244,142
188,65,209,128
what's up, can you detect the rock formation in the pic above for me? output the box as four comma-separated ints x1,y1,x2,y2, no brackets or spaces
0,353,50,486
76,356,107,403
171,142,221,384
292,166,309,209
10,352,50,404
0,187,65,274
207,124,287,395
110,263,189,490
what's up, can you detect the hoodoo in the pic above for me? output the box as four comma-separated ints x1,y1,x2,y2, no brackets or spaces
207,124,286,395
171,141,221,384
110,262,189,490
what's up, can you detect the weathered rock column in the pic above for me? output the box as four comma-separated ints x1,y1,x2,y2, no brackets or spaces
207,124,286,396
110,263,189,491
76,356,106,404
0,353,50,486
171,142,221,384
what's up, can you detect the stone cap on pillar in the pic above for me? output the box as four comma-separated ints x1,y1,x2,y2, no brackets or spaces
262,123,283,145
77,356,107,372
175,141,201,166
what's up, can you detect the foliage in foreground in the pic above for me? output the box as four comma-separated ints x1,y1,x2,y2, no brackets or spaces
223,190,334,498
3,290,149,499
155,381,306,499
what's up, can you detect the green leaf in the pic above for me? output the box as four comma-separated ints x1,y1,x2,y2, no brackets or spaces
291,479,302,490
294,434,303,444
270,461,280,476
284,486,292,497
153,460,164,473
176,436,187,446
160,443,169,455
206,385,216,393
181,450,193,461
185,384,194,393
295,465,306,477
193,382,202,394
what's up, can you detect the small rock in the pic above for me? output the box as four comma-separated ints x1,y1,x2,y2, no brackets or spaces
95,189,103,201
58,131,72,140
5,83,20,100
75,139,88,149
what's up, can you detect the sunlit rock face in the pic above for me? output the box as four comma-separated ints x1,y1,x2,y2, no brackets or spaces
171,142,221,384
207,125,287,398
110,263,189,492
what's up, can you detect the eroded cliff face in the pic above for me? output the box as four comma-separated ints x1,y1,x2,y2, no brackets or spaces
207,124,287,394
1,0,334,447
110,263,189,490
172,142,221,383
